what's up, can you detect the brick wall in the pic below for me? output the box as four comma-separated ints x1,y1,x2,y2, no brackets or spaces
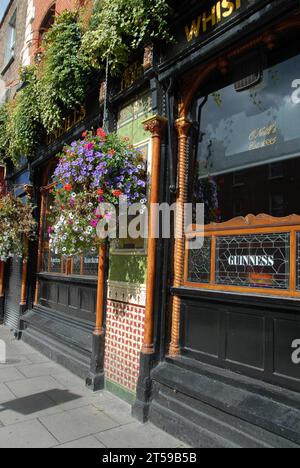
0,0,28,101
30,0,93,59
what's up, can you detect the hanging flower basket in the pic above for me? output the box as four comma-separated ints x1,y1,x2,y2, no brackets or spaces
49,129,147,257
0,194,36,262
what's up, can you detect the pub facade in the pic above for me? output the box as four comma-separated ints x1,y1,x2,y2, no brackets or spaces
2,0,300,448
136,0,300,447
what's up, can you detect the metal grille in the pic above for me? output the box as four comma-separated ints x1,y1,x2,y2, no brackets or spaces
187,237,211,284
215,233,290,290
4,257,22,331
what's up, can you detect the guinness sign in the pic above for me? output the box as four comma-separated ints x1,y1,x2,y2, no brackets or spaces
228,255,275,267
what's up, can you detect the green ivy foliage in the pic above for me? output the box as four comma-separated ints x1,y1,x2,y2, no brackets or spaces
0,67,39,165
38,11,91,133
82,0,171,72
0,1,171,166
0,104,10,162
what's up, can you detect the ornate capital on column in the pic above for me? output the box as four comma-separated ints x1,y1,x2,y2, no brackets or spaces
175,117,192,139
142,115,168,138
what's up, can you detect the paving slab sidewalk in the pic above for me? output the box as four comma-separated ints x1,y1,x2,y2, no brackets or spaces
0,325,188,449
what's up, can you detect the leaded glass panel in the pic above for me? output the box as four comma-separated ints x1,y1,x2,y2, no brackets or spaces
83,253,99,276
215,233,290,290
187,237,211,284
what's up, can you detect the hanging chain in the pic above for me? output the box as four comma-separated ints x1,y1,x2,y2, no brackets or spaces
102,56,109,133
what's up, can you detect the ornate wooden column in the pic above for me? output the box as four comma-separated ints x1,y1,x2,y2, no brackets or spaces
94,242,107,336
169,117,192,356
142,115,167,354
20,257,28,307
132,114,167,422
86,241,108,391
34,188,47,306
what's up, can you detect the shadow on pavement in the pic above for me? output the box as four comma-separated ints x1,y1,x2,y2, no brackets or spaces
0,389,81,415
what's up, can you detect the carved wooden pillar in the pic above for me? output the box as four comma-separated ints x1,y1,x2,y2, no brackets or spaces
86,241,107,391
169,117,192,356
34,188,47,305
94,242,107,336
142,115,167,354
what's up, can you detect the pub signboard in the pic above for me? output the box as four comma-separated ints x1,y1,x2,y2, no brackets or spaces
163,0,270,65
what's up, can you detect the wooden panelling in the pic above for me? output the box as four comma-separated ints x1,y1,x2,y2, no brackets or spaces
181,294,300,392
39,277,96,323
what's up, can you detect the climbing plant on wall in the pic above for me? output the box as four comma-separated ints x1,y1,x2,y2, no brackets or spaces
37,10,92,133
82,0,171,72
0,67,40,166
0,0,172,166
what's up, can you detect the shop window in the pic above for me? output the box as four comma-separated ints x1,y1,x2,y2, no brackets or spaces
40,185,98,277
187,46,300,297
215,232,290,290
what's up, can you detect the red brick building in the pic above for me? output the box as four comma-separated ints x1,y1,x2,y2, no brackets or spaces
29,0,90,62
0,0,29,103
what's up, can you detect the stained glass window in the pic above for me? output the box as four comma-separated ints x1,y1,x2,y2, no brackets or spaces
215,233,290,290
187,237,211,284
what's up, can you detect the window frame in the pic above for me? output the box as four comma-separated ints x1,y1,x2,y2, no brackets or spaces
3,9,17,71
184,215,300,299
40,182,99,278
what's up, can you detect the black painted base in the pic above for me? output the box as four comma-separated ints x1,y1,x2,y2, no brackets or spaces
14,304,27,340
86,332,105,392
21,306,93,380
149,358,300,448
132,352,159,423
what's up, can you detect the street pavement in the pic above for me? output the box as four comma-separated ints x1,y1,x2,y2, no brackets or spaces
0,325,187,448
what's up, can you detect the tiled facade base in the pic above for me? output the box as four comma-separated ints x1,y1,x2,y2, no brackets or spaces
104,282,146,394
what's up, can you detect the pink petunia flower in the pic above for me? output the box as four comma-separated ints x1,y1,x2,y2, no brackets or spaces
90,220,98,228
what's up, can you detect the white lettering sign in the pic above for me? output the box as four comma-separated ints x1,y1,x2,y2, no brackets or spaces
228,255,275,267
